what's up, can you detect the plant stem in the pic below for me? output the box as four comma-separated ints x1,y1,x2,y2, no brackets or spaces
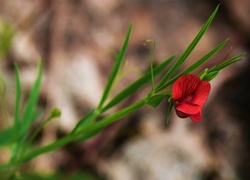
14,98,147,164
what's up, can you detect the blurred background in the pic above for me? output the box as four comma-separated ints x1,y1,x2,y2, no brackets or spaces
0,0,250,179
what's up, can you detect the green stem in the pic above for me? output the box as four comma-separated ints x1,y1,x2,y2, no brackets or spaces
71,109,100,134
8,137,26,178
91,98,146,130
28,117,53,145
14,98,147,164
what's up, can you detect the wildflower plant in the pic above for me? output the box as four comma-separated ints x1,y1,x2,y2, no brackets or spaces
0,5,245,179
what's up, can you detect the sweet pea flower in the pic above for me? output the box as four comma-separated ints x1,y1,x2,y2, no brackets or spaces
172,74,211,123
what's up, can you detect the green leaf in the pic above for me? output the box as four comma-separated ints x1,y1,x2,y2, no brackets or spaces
93,99,146,130
202,53,244,81
199,68,209,80
202,70,220,81
143,39,156,91
19,60,43,137
176,39,227,78
26,108,60,148
155,5,219,92
71,110,96,134
102,55,175,112
16,99,147,163
75,128,101,142
147,94,165,108
16,135,75,163
166,102,174,125
14,63,22,137
97,24,133,110
0,127,15,146
72,54,175,133
210,53,244,72
156,39,227,91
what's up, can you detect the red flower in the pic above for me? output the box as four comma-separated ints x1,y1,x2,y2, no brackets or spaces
172,74,211,123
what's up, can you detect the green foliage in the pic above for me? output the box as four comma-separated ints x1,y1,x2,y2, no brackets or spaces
97,24,133,110
71,110,96,134
14,63,22,137
143,39,156,91
166,101,174,125
202,53,244,81
0,4,246,179
102,54,175,111
147,94,165,108
0,127,15,145
155,5,219,92
156,39,228,89
17,170,102,180
19,61,43,137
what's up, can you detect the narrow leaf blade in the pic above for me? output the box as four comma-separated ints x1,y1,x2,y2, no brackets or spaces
167,102,174,125
97,24,133,109
156,5,219,92
157,39,227,91
147,94,165,108
19,60,43,136
71,110,96,134
211,54,244,71
103,55,175,111
0,127,15,146
14,63,22,133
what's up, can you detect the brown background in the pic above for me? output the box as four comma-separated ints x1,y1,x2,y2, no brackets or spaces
0,0,250,179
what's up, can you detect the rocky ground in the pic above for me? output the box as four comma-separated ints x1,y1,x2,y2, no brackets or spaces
0,0,250,179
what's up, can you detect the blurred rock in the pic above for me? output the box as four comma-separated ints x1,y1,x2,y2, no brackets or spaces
101,118,214,180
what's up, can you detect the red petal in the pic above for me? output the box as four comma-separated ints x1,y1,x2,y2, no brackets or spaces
175,110,189,118
192,81,211,106
172,75,201,101
176,102,200,115
190,111,202,123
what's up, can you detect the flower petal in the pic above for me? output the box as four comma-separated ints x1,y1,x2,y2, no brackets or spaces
175,109,189,118
172,75,201,101
176,102,200,115
190,111,202,123
192,81,211,106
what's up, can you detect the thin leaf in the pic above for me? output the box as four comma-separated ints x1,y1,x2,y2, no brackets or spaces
19,60,42,136
72,55,175,134
71,110,96,134
75,128,102,142
0,127,15,146
97,24,133,110
147,94,165,108
166,102,174,125
14,63,21,137
143,39,156,91
16,99,147,163
202,70,220,81
199,68,209,80
210,53,244,71
102,55,175,112
202,53,244,81
94,99,146,130
155,5,219,92
156,39,227,92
